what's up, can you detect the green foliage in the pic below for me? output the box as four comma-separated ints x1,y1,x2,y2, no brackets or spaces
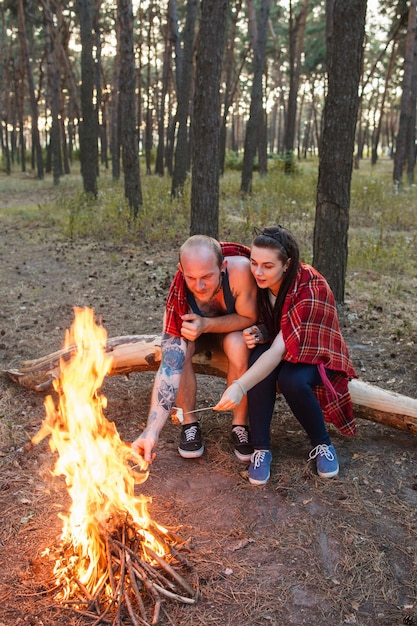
224,150,242,171
268,152,301,174
346,160,417,309
219,161,317,262
57,173,190,246
62,186,131,241
1,157,416,292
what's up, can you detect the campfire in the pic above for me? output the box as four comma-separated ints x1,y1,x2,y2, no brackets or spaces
32,307,196,625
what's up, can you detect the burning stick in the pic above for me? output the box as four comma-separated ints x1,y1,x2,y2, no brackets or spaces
34,307,197,625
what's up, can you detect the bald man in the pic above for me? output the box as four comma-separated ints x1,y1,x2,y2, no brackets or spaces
133,235,257,464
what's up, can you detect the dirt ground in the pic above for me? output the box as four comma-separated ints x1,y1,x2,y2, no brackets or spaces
0,184,416,626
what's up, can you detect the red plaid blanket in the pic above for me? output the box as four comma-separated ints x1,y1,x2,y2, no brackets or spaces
281,263,357,436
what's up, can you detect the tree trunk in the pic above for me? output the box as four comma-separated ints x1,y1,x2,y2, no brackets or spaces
4,335,417,437
144,4,154,176
393,0,417,186
155,3,173,177
171,0,197,198
240,0,269,195
190,0,228,238
78,0,98,196
118,0,142,216
93,6,106,170
111,19,121,181
13,30,27,173
284,0,309,164
219,0,245,175
406,17,417,184
258,108,268,175
371,40,397,165
313,0,367,303
17,0,44,180
42,0,62,186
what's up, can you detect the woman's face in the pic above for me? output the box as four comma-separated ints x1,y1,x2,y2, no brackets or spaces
250,245,289,295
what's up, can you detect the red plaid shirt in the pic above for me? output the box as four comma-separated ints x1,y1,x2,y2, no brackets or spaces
164,242,251,337
281,263,357,436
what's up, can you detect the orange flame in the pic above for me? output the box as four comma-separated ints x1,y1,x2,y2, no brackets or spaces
36,307,168,599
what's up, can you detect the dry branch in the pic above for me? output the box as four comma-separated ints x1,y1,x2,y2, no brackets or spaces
3,334,417,435
56,515,197,626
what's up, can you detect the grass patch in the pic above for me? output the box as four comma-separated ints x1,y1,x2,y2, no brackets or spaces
1,157,416,281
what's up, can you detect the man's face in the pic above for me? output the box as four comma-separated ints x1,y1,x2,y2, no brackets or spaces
178,249,224,303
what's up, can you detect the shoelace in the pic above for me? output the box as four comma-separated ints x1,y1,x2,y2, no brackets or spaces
183,425,199,442
308,444,335,461
252,450,268,468
232,426,249,444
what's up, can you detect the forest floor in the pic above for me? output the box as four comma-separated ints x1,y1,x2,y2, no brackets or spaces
0,176,416,626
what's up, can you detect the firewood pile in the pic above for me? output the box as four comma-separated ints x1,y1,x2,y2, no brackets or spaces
56,514,197,625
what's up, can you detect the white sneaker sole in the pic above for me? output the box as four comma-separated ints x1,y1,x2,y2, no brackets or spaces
248,472,270,486
234,449,253,463
178,445,204,459
317,465,339,478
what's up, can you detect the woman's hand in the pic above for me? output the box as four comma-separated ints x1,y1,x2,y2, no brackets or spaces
243,325,262,349
214,380,246,411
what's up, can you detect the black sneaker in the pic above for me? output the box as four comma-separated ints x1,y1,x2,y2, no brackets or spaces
231,425,253,462
178,422,204,458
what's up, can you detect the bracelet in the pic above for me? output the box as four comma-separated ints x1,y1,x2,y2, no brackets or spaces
231,380,247,396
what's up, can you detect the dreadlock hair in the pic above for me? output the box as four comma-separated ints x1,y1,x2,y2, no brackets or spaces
252,226,300,338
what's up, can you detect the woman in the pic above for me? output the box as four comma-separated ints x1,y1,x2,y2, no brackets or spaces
214,226,357,486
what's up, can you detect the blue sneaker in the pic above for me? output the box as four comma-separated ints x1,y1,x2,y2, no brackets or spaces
309,444,339,478
248,450,272,485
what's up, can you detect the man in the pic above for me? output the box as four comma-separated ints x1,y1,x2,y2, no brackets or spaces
133,235,257,464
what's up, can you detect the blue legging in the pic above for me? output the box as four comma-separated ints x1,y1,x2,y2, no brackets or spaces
248,343,332,450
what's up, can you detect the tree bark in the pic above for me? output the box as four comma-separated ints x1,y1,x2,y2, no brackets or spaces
313,0,367,303
284,0,309,162
371,40,397,165
144,2,154,176
219,0,245,175
393,0,417,186
240,0,269,195
17,0,44,180
118,0,142,215
190,0,228,237
4,335,417,436
78,0,98,196
155,2,173,177
111,18,121,181
42,0,62,186
171,0,197,198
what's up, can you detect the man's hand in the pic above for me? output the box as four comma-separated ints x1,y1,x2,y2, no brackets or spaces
132,427,158,464
180,313,206,341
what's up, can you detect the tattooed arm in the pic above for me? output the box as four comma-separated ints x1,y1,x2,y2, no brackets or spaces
132,333,187,462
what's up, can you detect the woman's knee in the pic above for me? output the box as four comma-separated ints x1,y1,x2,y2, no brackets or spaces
279,363,322,396
249,342,270,367
278,364,309,396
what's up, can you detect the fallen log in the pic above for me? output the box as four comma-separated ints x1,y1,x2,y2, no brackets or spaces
3,334,417,436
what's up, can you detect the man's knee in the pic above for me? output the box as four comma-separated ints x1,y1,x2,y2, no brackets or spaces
223,331,248,365
184,340,196,363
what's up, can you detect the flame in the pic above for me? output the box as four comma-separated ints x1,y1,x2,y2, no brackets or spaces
36,307,168,599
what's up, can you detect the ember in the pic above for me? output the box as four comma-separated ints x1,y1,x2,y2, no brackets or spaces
32,307,197,624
